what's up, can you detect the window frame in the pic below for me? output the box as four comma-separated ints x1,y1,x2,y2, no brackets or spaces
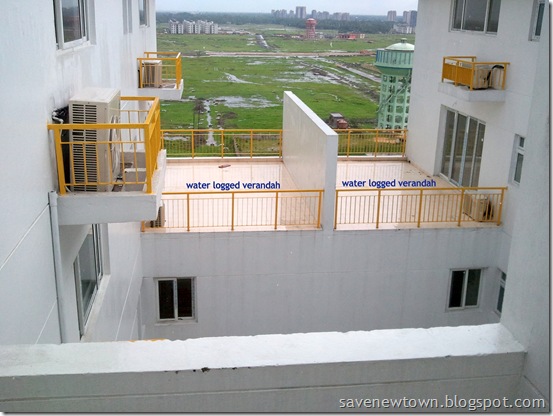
451,0,501,34
138,0,149,27
74,224,104,335
530,0,545,40
447,268,482,310
510,135,525,185
440,108,485,187
155,277,196,322
53,0,89,49
495,271,507,315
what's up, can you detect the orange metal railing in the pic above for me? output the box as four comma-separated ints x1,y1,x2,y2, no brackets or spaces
145,189,323,231
442,56,509,91
48,97,161,195
161,128,406,159
335,187,506,229
138,52,182,89
162,129,283,158
335,129,407,158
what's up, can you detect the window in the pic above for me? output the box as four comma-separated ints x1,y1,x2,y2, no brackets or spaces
440,109,485,187
123,0,133,34
530,0,545,40
496,271,507,314
156,278,195,321
139,0,148,27
511,135,525,184
452,0,501,33
53,0,89,49
74,224,103,335
448,269,481,309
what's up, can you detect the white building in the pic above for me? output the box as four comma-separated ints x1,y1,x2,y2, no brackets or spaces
0,0,549,412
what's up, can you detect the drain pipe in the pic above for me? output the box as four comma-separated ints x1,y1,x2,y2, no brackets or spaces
49,191,69,343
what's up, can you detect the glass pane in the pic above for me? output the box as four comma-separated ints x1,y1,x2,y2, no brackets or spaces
463,0,487,31
441,111,456,177
77,229,98,318
462,118,478,186
158,280,175,319
518,136,525,148
514,153,524,183
139,0,147,25
449,271,465,308
486,0,501,33
496,285,505,313
451,114,467,184
452,0,464,29
471,123,485,187
501,271,507,282
177,279,193,318
535,2,545,37
61,0,83,42
465,269,481,306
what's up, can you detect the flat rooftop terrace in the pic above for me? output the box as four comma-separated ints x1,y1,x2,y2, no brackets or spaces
147,159,503,232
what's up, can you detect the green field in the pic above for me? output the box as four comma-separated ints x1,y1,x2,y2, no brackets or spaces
157,32,415,130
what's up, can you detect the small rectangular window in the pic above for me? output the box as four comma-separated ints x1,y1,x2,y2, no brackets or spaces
530,0,545,40
53,0,89,49
447,269,482,310
496,271,507,314
156,278,195,321
139,0,148,27
74,224,103,335
511,135,525,185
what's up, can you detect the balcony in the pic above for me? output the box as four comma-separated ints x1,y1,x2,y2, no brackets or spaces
137,52,183,101
48,96,166,225
440,56,509,102
142,92,506,233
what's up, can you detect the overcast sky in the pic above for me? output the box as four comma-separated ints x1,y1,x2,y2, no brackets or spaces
156,0,418,15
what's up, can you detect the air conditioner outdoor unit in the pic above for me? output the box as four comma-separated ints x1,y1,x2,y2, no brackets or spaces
142,60,162,88
462,193,493,222
459,62,490,89
150,205,166,228
69,87,122,192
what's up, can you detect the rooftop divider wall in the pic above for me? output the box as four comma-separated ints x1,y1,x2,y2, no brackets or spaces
282,92,338,230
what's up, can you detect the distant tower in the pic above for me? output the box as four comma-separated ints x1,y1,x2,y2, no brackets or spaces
305,18,317,39
374,38,414,129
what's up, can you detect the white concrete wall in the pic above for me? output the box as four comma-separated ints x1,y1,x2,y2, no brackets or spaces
140,228,503,340
500,3,549,404
0,1,156,344
0,324,526,412
282,91,338,230
407,0,543,237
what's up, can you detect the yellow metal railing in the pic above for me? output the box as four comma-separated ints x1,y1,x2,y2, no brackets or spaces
442,56,509,91
48,97,162,195
335,187,506,229
138,52,182,89
162,129,283,158
162,128,406,159
146,190,323,231
335,129,407,158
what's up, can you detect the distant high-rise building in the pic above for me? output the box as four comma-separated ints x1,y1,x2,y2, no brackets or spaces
405,10,418,27
311,9,317,18
296,6,307,19
403,10,409,23
387,10,397,21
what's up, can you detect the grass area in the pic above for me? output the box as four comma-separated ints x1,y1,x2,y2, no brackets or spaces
157,32,415,131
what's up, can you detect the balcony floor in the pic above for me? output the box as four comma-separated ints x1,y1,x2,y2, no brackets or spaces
150,159,499,232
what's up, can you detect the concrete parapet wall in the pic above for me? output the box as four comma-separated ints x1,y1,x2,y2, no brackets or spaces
0,324,525,412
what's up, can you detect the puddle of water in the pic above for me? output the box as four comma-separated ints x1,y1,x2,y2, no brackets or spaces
211,96,279,108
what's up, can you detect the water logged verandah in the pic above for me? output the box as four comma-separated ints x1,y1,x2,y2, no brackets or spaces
144,159,505,232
